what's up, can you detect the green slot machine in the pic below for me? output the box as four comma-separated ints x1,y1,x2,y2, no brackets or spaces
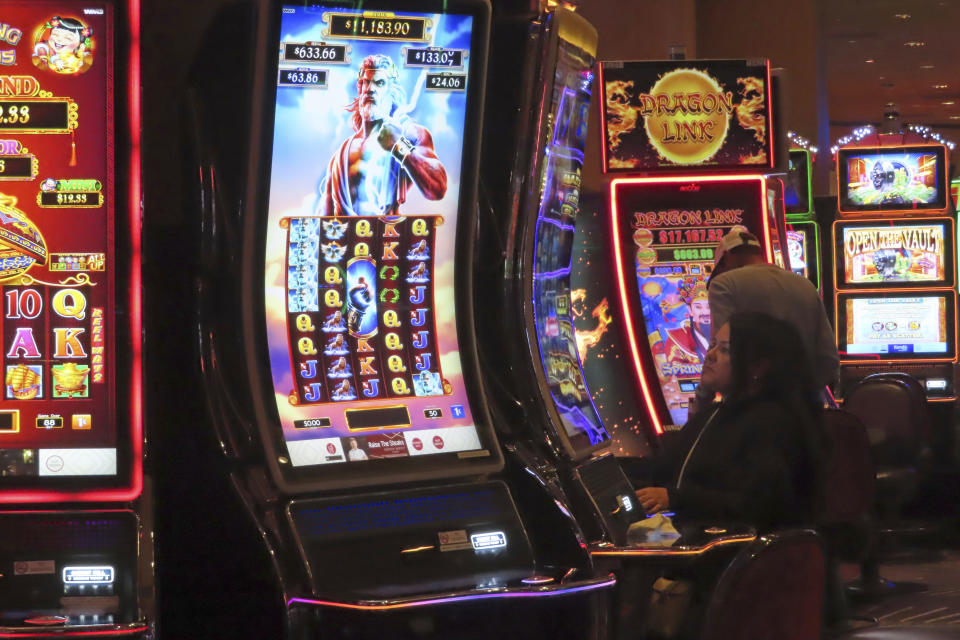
784,147,822,292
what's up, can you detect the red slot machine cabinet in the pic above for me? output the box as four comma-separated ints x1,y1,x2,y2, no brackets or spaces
832,142,957,403
183,1,616,638
0,0,152,637
599,58,784,436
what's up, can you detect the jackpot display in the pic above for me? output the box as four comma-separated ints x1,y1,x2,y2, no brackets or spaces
600,59,773,172
838,145,947,213
0,3,119,480
264,5,484,468
611,176,768,428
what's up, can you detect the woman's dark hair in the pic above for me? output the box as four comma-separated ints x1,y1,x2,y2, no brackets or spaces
727,311,818,406
726,311,830,520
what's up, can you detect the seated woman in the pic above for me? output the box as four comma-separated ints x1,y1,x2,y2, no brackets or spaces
634,311,830,532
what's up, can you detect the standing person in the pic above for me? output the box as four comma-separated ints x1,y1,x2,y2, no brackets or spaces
690,229,839,414
315,54,447,216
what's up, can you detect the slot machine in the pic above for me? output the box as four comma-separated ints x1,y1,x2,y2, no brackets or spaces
598,58,785,435
482,32,762,639
832,142,957,402
0,0,152,637
784,148,822,292
481,2,643,550
183,0,616,638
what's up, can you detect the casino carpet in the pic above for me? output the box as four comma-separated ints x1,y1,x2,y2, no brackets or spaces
842,549,960,630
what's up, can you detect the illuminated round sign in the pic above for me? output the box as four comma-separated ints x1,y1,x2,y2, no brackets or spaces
642,68,732,165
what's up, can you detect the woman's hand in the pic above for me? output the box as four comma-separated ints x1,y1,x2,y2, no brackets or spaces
637,487,670,514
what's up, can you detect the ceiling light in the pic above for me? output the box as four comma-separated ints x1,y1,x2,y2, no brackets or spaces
934,84,949,89
904,41,926,47
920,65,935,69
943,101,956,105
893,13,911,19
950,116,960,120
865,59,874,63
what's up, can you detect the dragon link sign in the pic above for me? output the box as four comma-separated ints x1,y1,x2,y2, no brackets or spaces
602,60,771,171
639,69,735,165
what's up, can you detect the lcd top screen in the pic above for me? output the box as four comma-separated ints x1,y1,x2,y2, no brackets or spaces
838,145,947,213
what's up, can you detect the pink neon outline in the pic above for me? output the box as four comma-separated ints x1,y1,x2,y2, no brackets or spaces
610,174,770,436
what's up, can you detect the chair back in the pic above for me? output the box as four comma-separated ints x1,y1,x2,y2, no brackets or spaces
861,372,931,441
701,530,825,640
842,376,925,468
822,409,875,524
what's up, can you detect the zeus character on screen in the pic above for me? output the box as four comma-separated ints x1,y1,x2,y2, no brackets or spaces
316,54,447,216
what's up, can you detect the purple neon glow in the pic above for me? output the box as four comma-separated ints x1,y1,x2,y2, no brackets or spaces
286,576,617,611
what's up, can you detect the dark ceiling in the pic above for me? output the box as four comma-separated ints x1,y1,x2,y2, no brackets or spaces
826,0,960,137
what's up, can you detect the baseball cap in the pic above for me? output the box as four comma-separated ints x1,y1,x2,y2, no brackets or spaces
714,227,761,267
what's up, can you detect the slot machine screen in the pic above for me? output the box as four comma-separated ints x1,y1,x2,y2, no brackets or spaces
530,34,610,457
838,145,947,214
834,219,954,289
784,149,811,216
261,3,492,479
0,1,132,489
787,229,809,279
838,292,955,362
611,176,766,427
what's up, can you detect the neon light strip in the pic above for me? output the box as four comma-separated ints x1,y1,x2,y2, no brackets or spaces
0,625,148,638
287,576,617,611
589,535,756,558
124,0,144,503
609,174,768,436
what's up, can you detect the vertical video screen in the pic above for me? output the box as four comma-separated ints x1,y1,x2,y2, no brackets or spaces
264,5,485,468
620,179,763,426
531,38,610,453
0,2,116,479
